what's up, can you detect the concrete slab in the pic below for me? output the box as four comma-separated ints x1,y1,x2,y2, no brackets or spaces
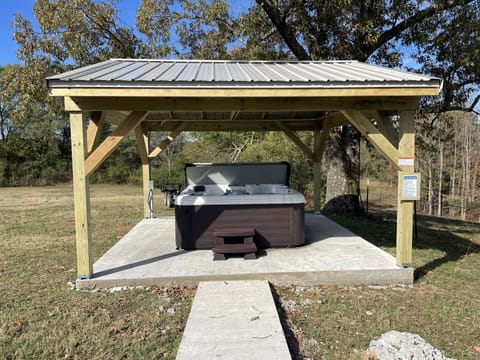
176,280,291,360
77,214,413,289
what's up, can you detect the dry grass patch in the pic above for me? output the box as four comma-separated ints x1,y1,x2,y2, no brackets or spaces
0,184,190,359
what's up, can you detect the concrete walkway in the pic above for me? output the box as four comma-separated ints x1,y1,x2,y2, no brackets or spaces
77,214,413,289
176,280,291,360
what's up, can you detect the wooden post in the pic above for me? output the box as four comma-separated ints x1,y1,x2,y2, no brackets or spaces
135,125,151,218
396,110,416,267
70,112,93,279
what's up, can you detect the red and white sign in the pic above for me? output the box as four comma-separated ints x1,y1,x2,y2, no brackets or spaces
398,157,414,166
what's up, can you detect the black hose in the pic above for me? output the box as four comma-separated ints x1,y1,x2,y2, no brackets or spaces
148,188,154,218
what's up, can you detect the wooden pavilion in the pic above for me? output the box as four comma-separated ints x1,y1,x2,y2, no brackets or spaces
46,59,442,280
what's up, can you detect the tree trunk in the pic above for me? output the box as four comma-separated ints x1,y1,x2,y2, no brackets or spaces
428,156,433,216
450,128,457,216
437,143,443,216
322,125,362,214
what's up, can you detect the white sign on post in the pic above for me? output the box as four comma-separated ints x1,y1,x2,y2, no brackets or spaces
400,173,421,201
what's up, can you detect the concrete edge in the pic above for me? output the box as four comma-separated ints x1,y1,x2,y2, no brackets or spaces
76,268,414,290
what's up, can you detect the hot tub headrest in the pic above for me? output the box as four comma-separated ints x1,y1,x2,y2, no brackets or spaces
184,162,291,186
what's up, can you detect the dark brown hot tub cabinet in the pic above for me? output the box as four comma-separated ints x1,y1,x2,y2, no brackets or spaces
175,162,305,250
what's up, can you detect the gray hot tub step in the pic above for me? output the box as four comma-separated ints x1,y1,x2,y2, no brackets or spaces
176,280,291,360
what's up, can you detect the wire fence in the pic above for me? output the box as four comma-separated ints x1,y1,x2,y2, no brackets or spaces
360,178,480,223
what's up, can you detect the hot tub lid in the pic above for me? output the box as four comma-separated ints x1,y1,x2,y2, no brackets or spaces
184,162,291,186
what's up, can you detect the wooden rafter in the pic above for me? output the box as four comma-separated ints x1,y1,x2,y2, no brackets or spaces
341,110,401,170
148,122,187,161
275,121,314,161
84,111,148,177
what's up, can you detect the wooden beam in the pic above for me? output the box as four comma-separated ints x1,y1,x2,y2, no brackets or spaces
372,110,398,147
135,124,151,218
69,112,92,279
396,110,416,267
101,110,130,125
86,111,104,155
275,121,314,161
145,120,319,132
148,122,187,161
84,111,148,177
341,110,401,170
50,86,442,98
64,96,421,112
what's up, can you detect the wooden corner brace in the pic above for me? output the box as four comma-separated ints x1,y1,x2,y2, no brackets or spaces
84,111,148,177
340,110,401,171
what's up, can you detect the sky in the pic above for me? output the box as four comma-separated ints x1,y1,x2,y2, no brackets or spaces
0,0,250,66
0,0,140,66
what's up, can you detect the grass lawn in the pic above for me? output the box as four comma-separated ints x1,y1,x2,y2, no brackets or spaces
1,184,479,359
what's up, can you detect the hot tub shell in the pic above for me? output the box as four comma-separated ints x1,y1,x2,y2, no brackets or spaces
175,162,305,250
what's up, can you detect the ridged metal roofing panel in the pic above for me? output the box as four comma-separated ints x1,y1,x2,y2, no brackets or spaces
91,61,139,81
46,59,441,88
214,62,232,82
273,63,310,81
225,62,251,81
196,62,214,81
250,63,289,81
241,63,271,82
349,62,430,81
156,62,188,81
322,62,371,81
176,62,201,81
300,62,350,81
53,59,116,80
116,62,160,81
136,62,173,81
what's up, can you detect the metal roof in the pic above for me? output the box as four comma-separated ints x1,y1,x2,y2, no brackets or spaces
46,59,441,89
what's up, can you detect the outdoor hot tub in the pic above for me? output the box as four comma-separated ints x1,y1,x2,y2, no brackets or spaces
175,162,305,250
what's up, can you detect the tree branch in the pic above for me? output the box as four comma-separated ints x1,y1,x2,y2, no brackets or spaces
77,6,131,58
361,0,475,60
442,94,480,115
256,0,311,60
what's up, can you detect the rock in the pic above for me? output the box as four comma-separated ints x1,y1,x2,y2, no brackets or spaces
108,286,124,293
167,307,175,315
368,331,455,360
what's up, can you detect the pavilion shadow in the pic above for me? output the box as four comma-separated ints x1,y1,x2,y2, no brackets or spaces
93,250,187,278
325,208,480,282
